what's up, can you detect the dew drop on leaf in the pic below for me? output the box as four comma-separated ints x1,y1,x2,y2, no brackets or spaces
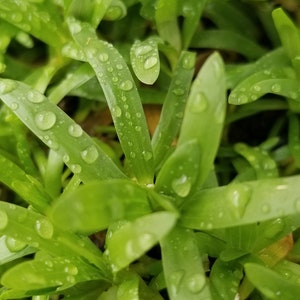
189,92,208,113
35,111,56,130
69,22,82,34
99,52,109,62
81,145,99,164
135,45,152,56
5,236,27,252
68,124,83,137
111,106,122,117
182,54,195,70
11,12,23,23
143,56,158,70
70,164,82,174
171,175,192,197
261,203,271,214
0,210,8,230
142,151,152,161
226,184,251,219
64,264,78,276
10,102,19,110
27,91,45,103
271,84,281,93
35,219,54,239
186,273,206,294
172,88,185,96
169,270,185,295
0,79,17,94
237,94,248,104
119,80,133,91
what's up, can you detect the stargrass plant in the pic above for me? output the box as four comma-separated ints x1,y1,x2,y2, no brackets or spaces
0,0,300,299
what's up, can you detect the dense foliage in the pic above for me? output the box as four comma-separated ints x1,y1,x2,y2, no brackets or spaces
0,0,300,299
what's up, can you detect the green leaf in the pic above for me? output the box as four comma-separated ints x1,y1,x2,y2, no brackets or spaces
180,175,300,230
245,263,300,299
68,18,154,184
1,256,102,292
51,179,152,234
152,51,195,167
130,37,160,85
0,0,67,48
178,52,226,187
106,212,177,272
0,79,126,183
155,0,181,51
160,226,211,299
103,0,127,21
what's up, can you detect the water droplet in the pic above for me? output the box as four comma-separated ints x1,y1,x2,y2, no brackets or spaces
35,111,56,130
5,236,27,252
107,66,113,72
144,57,158,70
130,152,136,158
237,95,248,104
70,164,82,174
271,84,281,93
68,124,83,137
81,145,99,164
66,275,75,283
0,80,17,94
69,22,82,34
116,64,123,70
172,175,192,197
253,85,261,92
10,102,19,110
172,88,185,96
169,270,184,295
0,210,8,230
12,12,23,23
137,232,156,249
186,273,206,294
135,45,152,56
142,151,152,161
112,106,122,117
63,154,70,163
261,203,271,214
27,91,45,103
182,54,195,69
226,184,251,218
99,52,109,62
264,218,284,238
64,264,78,275
135,126,141,132
189,92,208,113
35,219,54,239
125,112,131,119
119,80,133,91
45,260,53,268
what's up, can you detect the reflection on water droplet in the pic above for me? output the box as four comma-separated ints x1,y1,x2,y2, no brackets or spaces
182,54,195,69
144,57,158,70
135,126,141,132
271,84,281,93
35,111,56,130
5,236,26,252
69,22,82,34
172,175,191,197
119,80,133,91
253,85,261,92
81,145,99,164
237,95,248,104
70,164,82,174
186,273,206,294
0,210,8,230
35,219,54,239
27,91,45,103
68,124,83,137
189,92,208,113
226,184,251,219
135,45,152,56
172,88,185,96
99,52,109,62
142,151,152,161
112,106,122,117
64,264,78,275
0,80,17,94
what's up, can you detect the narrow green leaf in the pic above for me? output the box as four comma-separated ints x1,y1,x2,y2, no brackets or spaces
288,113,300,167
155,140,200,199
0,152,51,212
117,277,139,300
103,0,127,21
181,175,300,230
1,256,102,292
106,212,177,272
155,0,181,51
245,263,300,299
152,51,195,166
51,179,152,234
68,18,154,184
130,37,160,85
0,79,126,183
178,52,226,187
160,226,211,300
0,0,67,48
191,30,267,60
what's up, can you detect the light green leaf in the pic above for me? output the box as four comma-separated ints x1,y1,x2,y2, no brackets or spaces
106,212,177,272
245,263,300,299
160,226,211,300
0,79,126,183
178,52,226,187
180,175,300,230
130,38,160,85
51,179,152,234
68,18,154,184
